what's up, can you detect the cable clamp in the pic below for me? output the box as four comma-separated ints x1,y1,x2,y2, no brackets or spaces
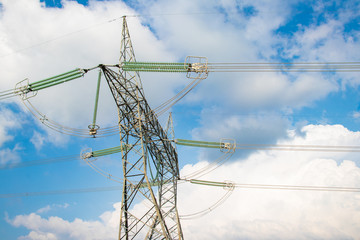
220,138,236,153
185,56,208,79
223,181,235,191
80,148,93,160
15,78,37,100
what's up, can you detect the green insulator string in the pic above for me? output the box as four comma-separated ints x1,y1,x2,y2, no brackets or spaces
92,70,102,127
89,70,102,136
89,139,223,159
175,139,222,149
29,69,80,87
30,73,84,91
124,61,185,66
122,62,189,73
190,179,231,188
28,69,84,91
91,145,125,158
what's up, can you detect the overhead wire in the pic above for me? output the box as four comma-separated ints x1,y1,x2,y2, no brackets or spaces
1,9,348,59
0,185,122,198
206,62,360,72
177,138,360,182
176,138,360,153
2,12,360,225
177,177,360,219
2,139,360,171
0,155,80,170
122,61,360,73
126,11,223,18
178,174,360,220
0,16,123,58
3,60,360,102
0,89,18,101
152,76,203,116
233,145,360,153
2,59,360,138
7,64,202,138
21,98,120,138
187,179,360,193
179,184,234,220
81,155,123,184
10,67,119,137
1,11,227,58
1,177,359,199
181,151,234,180
0,10,262,59
2,59,360,195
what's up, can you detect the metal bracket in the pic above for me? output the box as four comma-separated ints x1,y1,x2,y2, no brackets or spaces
15,78,37,100
220,138,236,153
185,56,208,79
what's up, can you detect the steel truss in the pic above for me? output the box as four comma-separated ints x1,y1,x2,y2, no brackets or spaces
100,16,183,240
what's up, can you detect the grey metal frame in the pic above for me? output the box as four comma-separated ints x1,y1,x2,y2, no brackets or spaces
100,16,183,240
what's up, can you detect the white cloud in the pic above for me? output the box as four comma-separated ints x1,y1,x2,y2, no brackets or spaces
190,107,290,160
178,124,360,239
353,111,360,119
177,159,360,239
19,231,57,240
0,0,180,141
0,107,22,147
36,203,71,214
192,71,338,111
30,131,46,151
0,144,21,165
7,124,360,239
36,205,51,214
280,3,360,89
1,0,358,144
133,0,356,115
8,202,121,240
2,0,360,239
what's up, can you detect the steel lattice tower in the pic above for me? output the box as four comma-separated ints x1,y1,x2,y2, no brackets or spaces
100,17,183,239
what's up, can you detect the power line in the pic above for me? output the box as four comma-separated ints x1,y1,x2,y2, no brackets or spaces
0,17,122,58
179,178,360,219
122,61,360,73
188,179,360,193
0,11,223,59
0,185,122,198
0,155,79,170
179,185,234,220
126,12,222,18
3,139,360,171
207,62,360,72
0,11,226,58
175,139,360,153
2,178,359,199
126,7,348,19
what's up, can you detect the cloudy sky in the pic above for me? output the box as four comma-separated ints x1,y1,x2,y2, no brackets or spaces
1,0,360,239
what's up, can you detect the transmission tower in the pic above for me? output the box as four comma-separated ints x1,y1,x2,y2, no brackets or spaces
3,13,359,240
100,16,183,239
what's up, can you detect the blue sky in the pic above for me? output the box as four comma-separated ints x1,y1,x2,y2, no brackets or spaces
1,0,360,239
